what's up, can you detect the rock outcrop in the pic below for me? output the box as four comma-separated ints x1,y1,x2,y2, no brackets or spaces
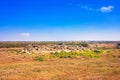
22,44,90,54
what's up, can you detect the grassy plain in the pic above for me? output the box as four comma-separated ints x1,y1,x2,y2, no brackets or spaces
0,48,120,80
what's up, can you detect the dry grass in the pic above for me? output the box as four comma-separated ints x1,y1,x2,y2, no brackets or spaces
0,48,120,80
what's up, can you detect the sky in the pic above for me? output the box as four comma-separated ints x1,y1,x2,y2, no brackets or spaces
0,0,120,41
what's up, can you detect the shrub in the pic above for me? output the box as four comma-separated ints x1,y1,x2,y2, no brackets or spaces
52,51,79,58
34,56,44,61
34,54,54,61
0,41,90,48
34,50,104,61
94,49,104,54
80,42,89,47
52,50,102,58
79,50,99,58
116,43,120,48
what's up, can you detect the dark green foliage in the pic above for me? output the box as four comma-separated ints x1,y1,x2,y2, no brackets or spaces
0,41,89,48
116,43,120,48
94,49,104,54
0,41,119,48
0,42,32,48
80,42,89,47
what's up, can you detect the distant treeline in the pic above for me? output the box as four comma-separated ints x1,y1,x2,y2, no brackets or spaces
0,41,119,48
0,41,89,48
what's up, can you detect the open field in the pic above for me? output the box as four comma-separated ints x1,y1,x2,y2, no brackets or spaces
0,42,120,80
1,0,120,80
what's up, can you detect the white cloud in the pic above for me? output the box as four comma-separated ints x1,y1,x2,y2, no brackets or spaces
20,33,30,37
79,5,114,13
100,5,114,13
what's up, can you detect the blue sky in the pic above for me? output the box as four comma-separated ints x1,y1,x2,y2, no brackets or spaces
0,0,120,41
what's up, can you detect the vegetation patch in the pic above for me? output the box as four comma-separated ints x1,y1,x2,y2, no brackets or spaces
116,43,120,48
34,54,54,61
34,49,104,61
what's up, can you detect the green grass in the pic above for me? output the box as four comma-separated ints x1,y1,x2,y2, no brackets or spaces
34,49,104,61
34,54,54,61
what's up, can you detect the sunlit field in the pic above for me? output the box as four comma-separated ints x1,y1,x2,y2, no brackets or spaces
0,42,120,80
1,0,120,80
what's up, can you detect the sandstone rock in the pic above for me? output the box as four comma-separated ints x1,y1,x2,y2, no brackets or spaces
22,44,89,54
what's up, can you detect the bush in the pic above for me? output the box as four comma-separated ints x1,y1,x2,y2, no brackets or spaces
94,49,104,54
34,50,104,61
79,50,99,58
34,54,54,61
52,51,79,58
116,43,120,48
0,41,90,48
80,42,89,47
34,56,44,61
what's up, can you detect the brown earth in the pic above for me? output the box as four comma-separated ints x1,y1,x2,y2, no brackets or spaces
0,48,120,80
